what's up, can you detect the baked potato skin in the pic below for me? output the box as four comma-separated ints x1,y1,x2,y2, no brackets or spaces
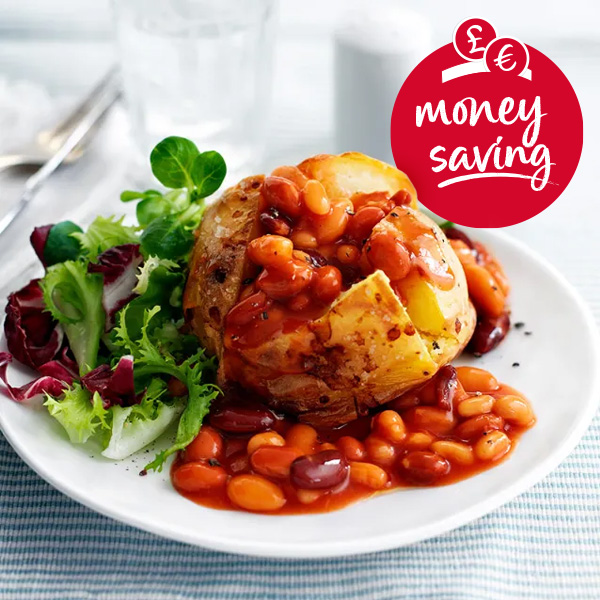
183,175,263,357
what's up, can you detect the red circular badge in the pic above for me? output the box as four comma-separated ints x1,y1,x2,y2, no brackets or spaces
453,17,496,62
391,18,583,227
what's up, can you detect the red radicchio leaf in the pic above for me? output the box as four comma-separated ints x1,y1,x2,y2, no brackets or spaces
4,279,64,370
30,225,54,267
88,245,143,331
81,355,137,408
38,352,78,384
0,352,72,406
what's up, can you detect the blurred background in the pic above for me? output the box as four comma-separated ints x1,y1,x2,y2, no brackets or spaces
0,0,598,287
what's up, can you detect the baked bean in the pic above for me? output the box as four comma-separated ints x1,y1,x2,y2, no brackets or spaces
337,436,367,461
296,489,325,504
351,191,390,211
431,440,474,465
313,265,342,304
302,180,331,215
287,293,312,312
484,258,510,296
225,291,272,327
372,410,406,444
185,426,223,462
247,235,294,272
290,230,319,249
469,311,510,356
286,423,318,454
405,406,456,436
210,406,276,433
250,445,303,479
400,451,450,485
312,199,351,244
493,394,535,426
227,474,286,511
364,435,396,466
336,244,360,265
455,414,505,442
349,461,389,489
262,176,302,217
320,442,337,451
367,232,411,281
173,461,228,492
259,211,291,237
271,165,309,189
474,430,511,461
464,264,506,318
290,450,349,490
471,241,510,297
256,259,314,300
347,206,386,242
390,189,413,206
456,367,499,393
457,394,495,418
247,431,286,455
404,431,435,450
450,239,478,267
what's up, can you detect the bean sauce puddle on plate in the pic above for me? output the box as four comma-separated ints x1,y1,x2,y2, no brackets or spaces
171,366,535,514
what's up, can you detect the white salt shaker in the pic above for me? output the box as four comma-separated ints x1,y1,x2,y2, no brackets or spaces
334,1,432,165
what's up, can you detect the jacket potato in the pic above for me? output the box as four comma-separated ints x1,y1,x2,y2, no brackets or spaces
184,153,475,426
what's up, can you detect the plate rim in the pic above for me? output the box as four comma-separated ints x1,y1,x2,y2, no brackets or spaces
1,228,599,558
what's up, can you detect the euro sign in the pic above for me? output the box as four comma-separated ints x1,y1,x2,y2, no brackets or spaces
493,44,517,71
466,25,484,54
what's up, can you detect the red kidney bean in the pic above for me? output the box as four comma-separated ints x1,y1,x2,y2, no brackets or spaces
259,210,291,236
435,365,458,411
210,406,276,433
290,450,349,490
301,248,328,268
468,311,510,356
399,451,450,485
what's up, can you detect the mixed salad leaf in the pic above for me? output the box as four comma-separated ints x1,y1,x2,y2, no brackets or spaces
0,136,227,471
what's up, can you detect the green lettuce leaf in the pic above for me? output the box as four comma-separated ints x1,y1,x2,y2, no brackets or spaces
114,305,220,471
40,260,104,374
44,384,108,444
101,379,184,460
72,216,139,261
119,265,184,342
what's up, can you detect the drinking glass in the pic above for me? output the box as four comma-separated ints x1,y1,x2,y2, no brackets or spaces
112,0,276,182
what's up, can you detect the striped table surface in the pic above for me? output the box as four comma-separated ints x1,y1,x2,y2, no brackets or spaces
1,419,599,600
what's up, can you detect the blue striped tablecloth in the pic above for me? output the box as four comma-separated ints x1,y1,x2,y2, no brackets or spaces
1,413,599,600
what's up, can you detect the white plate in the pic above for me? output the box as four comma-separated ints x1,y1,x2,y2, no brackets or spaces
1,229,599,558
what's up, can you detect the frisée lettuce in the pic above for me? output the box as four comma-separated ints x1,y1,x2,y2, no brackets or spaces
1,136,227,471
